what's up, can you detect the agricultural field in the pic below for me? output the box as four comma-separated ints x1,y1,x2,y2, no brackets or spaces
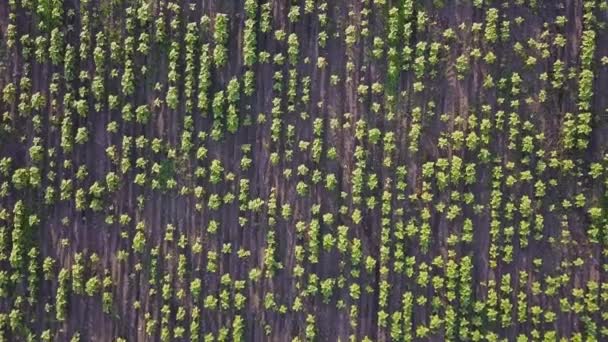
0,0,608,341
